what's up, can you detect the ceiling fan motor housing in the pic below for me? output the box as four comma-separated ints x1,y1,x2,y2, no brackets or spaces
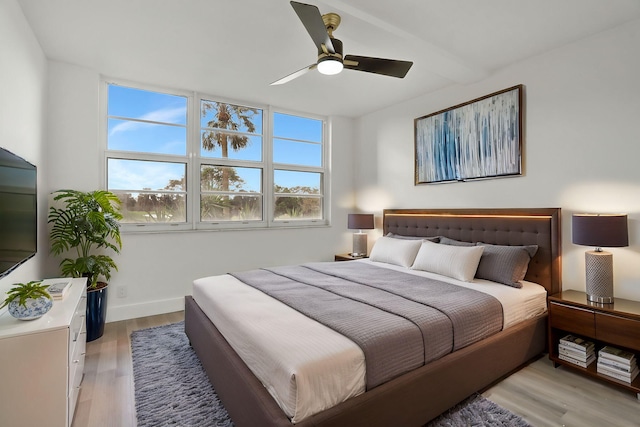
318,37,343,61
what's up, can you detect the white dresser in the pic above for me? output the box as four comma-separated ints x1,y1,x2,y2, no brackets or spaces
0,278,87,427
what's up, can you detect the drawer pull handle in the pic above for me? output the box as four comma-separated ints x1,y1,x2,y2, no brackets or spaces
551,302,594,314
73,359,80,364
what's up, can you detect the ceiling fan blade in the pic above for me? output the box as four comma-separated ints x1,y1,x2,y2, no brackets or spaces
271,64,317,85
290,1,335,54
344,55,413,78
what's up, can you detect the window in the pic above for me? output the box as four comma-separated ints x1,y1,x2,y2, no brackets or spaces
273,112,324,221
199,99,264,223
106,85,188,225
103,81,328,231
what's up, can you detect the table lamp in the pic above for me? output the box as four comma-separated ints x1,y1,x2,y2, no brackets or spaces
572,213,628,303
348,213,374,257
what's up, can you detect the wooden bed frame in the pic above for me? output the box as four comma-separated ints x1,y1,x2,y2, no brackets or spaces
185,208,561,426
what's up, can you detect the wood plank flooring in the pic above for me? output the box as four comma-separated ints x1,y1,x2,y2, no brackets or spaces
72,312,638,427
483,357,639,427
72,311,184,427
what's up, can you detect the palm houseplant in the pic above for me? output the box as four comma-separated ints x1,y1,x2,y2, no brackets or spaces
48,189,123,341
1,280,53,320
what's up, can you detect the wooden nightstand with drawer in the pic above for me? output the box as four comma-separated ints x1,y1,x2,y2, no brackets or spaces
334,253,368,261
548,290,640,398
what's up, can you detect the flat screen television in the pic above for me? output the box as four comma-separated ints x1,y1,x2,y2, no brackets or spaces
0,147,37,278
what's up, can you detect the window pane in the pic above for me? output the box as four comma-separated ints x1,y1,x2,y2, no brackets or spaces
200,131,262,161
273,113,322,142
201,194,262,221
114,191,186,223
108,159,186,191
274,196,321,220
274,170,321,194
200,165,261,193
108,85,187,125
108,119,187,155
200,101,262,134
273,138,321,167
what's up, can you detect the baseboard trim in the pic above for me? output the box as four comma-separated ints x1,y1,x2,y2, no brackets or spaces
106,297,185,322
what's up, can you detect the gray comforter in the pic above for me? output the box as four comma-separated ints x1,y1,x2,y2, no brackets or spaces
231,262,503,389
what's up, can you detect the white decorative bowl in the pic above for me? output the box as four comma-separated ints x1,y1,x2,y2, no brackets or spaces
7,296,53,320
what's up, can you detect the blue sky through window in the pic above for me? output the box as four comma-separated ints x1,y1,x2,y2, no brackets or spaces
107,85,322,192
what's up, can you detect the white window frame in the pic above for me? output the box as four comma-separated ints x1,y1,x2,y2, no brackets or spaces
268,108,329,228
195,93,267,230
100,78,331,232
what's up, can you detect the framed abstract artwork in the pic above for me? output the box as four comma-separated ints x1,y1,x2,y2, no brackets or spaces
414,85,523,184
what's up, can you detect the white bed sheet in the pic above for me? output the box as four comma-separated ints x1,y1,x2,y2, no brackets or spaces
191,260,547,424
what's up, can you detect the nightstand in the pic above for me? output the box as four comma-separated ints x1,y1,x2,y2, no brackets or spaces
548,290,640,398
335,253,368,261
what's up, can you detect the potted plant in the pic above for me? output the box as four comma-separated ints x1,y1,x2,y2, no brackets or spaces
48,189,123,341
1,280,53,320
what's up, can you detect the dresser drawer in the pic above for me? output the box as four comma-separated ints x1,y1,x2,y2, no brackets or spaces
549,301,596,338
68,382,82,427
69,295,86,363
595,312,640,352
70,295,87,344
69,328,86,386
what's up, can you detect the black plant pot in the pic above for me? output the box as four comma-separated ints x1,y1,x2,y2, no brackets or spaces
86,284,108,342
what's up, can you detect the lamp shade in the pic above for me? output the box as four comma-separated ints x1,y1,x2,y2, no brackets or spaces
348,214,374,230
572,214,628,248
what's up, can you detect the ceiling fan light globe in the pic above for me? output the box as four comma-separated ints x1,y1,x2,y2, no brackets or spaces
317,58,343,75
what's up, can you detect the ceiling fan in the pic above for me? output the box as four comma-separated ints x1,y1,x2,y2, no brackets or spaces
271,1,413,85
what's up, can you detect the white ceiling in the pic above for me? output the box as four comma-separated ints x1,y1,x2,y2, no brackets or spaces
17,0,640,117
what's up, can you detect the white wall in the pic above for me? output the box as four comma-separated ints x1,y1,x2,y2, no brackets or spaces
0,0,48,292
45,61,356,321
354,19,640,301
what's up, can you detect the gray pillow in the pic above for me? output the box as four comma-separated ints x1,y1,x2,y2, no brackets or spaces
386,233,439,243
438,236,474,246
474,243,538,288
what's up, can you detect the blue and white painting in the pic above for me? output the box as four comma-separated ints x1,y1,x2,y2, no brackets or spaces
415,86,522,184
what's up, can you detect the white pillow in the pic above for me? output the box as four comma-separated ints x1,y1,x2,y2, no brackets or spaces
411,240,484,282
369,236,422,268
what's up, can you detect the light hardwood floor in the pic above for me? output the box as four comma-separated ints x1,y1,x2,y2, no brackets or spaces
72,311,184,427
72,312,639,427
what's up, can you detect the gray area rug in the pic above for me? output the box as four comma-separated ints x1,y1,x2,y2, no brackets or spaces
131,321,232,426
426,394,532,427
131,321,532,427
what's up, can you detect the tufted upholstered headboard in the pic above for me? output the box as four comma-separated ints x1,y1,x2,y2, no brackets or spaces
383,208,562,295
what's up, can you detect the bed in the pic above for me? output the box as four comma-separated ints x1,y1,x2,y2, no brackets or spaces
185,208,562,426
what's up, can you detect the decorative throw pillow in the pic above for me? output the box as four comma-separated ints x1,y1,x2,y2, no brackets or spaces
386,233,439,243
369,236,422,268
475,243,539,288
411,240,484,282
438,236,474,246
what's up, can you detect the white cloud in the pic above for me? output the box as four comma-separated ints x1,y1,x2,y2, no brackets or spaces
108,159,184,191
109,106,186,136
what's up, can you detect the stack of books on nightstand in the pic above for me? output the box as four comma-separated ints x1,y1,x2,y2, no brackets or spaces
597,346,639,383
558,334,596,367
